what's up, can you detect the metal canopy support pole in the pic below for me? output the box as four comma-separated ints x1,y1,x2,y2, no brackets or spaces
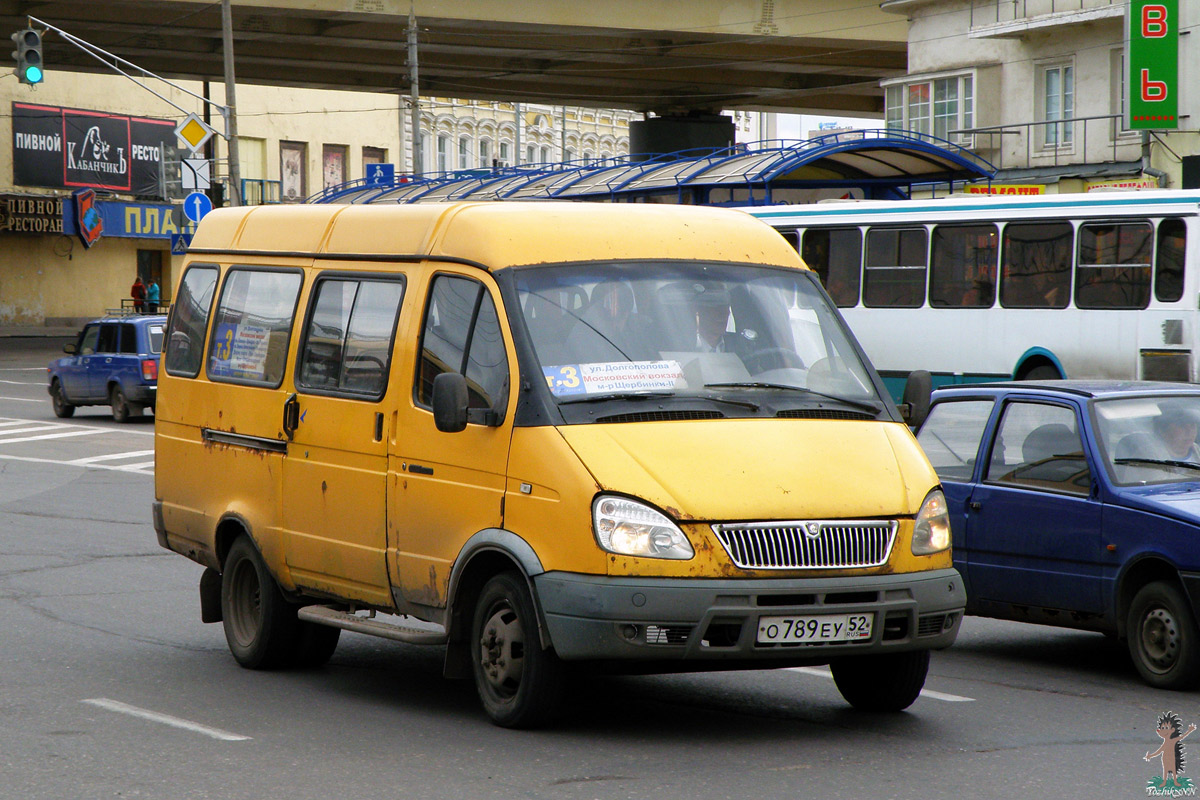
409,6,421,176
221,0,242,206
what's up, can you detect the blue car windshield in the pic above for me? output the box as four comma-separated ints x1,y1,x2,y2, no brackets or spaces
1095,395,1200,485
513,260,881,407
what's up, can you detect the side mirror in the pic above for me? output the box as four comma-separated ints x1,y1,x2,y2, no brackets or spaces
432,372,469,433
900,369,932,429
63,342,78,355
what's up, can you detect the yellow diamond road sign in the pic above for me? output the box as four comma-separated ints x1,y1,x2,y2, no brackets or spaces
176,113,216,154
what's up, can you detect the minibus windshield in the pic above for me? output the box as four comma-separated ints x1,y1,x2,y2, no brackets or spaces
514,261,882,411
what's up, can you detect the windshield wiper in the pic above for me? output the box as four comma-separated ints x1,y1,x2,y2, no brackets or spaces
703,383,882,415
558,391,675,405
1113,457,1200,471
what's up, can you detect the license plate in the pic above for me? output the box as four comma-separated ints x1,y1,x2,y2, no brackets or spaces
756,613,873,644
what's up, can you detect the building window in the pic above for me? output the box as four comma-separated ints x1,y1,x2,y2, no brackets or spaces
459,136,471,170
526,145,535,164
885,74,973,143
1110,49,1134,139
1040,62,1074,147
437,135,449,172
479,139,491,167
498,141,510,166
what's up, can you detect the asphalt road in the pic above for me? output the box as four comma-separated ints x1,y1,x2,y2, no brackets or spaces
0,338,1195,800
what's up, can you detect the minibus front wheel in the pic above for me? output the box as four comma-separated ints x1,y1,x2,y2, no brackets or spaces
471,572,566,728
830,649,929,712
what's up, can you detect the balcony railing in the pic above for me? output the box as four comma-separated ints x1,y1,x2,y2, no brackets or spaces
951,113,1142,172
970,0,1122,27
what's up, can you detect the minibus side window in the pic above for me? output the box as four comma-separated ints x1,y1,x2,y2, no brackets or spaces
1075,221,1152,309
1155,218,1186,303
164,265,218,378
801,227,862,307
206,268,303,387
417,275,509,417
297,277,405,398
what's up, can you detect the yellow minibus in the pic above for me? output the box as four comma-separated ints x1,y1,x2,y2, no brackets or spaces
154,201,964,727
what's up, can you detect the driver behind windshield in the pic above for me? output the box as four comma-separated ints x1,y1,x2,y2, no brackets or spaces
1153,403,1200,462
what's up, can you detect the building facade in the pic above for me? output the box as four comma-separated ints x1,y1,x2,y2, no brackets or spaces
880,0,1199,194
1,73,631,326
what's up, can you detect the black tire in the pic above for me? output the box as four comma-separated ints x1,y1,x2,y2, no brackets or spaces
50,380,75,418
291,623,341,668
110,385,141,422
1021,365,1060,381
1126,581,1200,690
220,537,300,669
471,572,565,728
831,650,929,711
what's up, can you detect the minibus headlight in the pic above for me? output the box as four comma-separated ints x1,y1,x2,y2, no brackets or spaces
911,489,951,556
593,495,694,560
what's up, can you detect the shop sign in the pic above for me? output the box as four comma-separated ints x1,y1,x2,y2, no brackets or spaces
11,103,178,195
1085,178,1160,192
1128,0,1179,129
0,193,64,234
964,184,1045,196
62,196,190,241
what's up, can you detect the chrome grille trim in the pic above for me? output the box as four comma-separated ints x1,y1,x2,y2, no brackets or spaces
711,520,898,570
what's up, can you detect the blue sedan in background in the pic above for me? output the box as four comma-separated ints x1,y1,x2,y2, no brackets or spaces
48,314,166,422
915,381,1200,689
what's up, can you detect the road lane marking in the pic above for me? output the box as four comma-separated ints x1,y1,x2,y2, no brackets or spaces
0,379,44,385
0,424,68,436
69,449,155,465
0,453,152,474
82,698,251,741
0,396,42,403
119,460,156,471
0,428,106,444
785,666,975,702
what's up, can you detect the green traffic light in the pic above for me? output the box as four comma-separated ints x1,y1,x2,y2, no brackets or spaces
24,64,41,83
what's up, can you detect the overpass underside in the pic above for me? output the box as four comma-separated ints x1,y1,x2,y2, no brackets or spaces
0,0,906,115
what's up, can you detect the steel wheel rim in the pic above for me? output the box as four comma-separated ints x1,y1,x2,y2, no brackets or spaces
478,600,525,701
1139,606,1181,673
228,558,263,648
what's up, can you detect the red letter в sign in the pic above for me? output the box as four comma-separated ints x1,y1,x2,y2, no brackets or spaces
1143,4,1169,37
1142,69,1168,102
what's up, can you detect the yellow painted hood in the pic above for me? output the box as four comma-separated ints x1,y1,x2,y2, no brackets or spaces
556,419,937,522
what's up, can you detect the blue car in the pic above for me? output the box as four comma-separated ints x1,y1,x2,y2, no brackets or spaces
914,380,1200,689
48,314,166,422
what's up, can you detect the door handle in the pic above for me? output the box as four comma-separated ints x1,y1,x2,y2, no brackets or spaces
282,393,300,440
374,412,384,442
969,501,982,511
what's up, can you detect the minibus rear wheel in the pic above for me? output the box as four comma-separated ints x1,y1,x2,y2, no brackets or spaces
471,572,565,728
830,650,929,712
221,537,300,669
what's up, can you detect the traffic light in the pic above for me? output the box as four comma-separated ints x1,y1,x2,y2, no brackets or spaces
10,28,43,85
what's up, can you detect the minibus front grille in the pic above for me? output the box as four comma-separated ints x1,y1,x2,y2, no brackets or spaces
595,410,723,424
711,520,897,570
776,409,876,421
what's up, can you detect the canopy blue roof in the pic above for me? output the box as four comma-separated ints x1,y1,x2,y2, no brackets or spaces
311,130,997,206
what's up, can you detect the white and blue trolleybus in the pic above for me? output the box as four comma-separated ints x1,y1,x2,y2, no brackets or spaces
745,190,1197,398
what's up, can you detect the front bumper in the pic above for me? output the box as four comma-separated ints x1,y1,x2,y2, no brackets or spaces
534,568,965,664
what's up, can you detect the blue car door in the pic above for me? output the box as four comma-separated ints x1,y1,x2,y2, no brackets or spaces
59,324,99,401
964,399,1104,615
87,323,120,399
915,396,999,595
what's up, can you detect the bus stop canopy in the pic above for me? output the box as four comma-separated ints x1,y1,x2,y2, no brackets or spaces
312,130,997,206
